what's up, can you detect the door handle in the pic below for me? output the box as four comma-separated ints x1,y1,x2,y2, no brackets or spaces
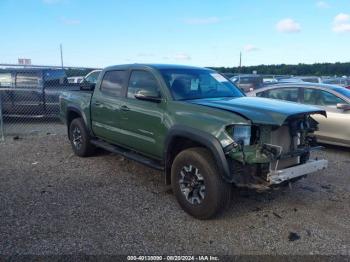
93,101,102,106
120,105,130,111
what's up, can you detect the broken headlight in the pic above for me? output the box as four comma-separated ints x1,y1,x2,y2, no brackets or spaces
233,125,251,146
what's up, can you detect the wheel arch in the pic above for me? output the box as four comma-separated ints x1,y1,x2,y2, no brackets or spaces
66,106,89,137
164,125,232,185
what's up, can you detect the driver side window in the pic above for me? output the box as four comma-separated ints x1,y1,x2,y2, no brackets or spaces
127,71,160,99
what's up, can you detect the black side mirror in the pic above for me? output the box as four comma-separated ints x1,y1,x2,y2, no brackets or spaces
336,103,350,111
134,89,161,103
80,81,95,91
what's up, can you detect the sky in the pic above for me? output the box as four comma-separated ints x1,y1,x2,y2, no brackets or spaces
1,0,350,68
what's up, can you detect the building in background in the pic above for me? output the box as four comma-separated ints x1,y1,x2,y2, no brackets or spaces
18,58,31,66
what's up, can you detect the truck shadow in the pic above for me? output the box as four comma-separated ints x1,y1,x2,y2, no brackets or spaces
320,143,350,153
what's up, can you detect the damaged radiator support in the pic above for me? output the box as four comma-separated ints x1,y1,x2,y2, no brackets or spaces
228,115,324,189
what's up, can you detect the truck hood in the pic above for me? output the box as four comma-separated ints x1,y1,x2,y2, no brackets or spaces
189,97,326,126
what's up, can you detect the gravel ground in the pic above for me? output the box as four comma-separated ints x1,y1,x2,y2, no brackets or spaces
0,134,349,255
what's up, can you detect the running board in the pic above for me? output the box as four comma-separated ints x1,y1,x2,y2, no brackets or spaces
90,139,164,171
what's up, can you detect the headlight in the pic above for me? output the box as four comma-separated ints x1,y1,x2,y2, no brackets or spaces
233,125,251,146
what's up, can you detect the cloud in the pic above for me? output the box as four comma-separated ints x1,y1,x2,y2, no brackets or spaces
316,1,330,9
174,53,191,60
276,18,301,33
60,17,80,25
183,17,221,25
334,13,350,23
332,13,350,33
243,44,259,52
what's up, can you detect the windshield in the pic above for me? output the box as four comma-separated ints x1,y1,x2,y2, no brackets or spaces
159,68,244,100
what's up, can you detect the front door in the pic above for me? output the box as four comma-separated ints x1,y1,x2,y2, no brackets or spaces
303,88,350,145
119,70,165,159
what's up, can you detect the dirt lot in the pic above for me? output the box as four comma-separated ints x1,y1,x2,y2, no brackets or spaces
0,134,349,255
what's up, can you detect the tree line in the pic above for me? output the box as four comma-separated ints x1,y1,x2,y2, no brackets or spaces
64,62,350,77
211,62,350,76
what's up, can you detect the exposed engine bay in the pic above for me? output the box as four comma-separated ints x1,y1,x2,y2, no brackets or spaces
226,113,327,189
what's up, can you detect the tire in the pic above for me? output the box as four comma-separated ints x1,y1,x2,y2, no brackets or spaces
69,117,95,157
300,151,310,164
171,147,231,219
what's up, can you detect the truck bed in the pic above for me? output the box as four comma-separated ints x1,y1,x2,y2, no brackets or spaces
59,90,93,126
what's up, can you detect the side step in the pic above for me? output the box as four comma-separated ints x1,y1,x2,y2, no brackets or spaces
90,139,164,171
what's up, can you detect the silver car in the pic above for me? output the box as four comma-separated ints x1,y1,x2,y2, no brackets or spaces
247,83,350,147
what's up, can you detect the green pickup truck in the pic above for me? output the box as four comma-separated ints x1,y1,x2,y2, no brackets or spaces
59,64,328,219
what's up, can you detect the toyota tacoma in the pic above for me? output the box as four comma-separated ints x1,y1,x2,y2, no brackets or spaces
59,64,328,219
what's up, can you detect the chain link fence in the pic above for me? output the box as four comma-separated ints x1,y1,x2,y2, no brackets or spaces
0,66,99,140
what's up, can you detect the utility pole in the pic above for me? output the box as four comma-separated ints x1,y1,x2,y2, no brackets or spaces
238,51,242,73
60,44,64,68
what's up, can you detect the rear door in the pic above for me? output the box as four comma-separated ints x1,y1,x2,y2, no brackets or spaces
302,88,350,145
91,70,128,145
13,71,44,116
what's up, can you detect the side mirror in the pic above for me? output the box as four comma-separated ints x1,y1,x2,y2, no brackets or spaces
80,81,95,91
336,103,350,111
134,89,161,103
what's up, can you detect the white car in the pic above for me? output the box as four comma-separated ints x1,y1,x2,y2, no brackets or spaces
247,83,350,147
84,70,102,84
67,76,84,84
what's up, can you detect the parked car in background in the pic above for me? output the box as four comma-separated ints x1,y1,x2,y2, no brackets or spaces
322,77,350,87
247,83,350,147
262,75,278,84
276,76,322,84
60,64,328,219
292,76,322,83
0,68,79,118
67,76,84,84
229,74,263,92
221,72,235,79
83,69,102,84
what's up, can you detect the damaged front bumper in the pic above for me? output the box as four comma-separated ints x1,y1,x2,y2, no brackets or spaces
267,159,328,185
226,143,328,189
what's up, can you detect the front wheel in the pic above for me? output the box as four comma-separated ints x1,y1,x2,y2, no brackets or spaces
69,117,95,157
171,147,231,219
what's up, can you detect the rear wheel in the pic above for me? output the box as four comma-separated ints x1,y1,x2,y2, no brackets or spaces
69,118,95,157
171,147,231,219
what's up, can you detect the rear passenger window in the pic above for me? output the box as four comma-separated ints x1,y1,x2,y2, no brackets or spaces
15,72,39,88
100,70,127,97
263,87,299,102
